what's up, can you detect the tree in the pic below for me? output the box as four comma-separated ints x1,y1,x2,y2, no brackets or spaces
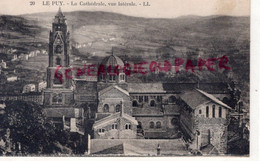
227,81,241,110
0,100,71,155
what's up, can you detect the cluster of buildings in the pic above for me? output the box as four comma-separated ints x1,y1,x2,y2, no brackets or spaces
22,81,47,93
13,49,48,61
0,8,249,156
39,9,237,155
0,67,18,83
0,45,47,62
0,47,47,83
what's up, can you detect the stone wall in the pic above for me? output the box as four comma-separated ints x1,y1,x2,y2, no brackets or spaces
98,87,132,115
195,117,228,154
90,139,189,155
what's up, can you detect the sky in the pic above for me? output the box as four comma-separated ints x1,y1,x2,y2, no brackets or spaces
0,0,250,18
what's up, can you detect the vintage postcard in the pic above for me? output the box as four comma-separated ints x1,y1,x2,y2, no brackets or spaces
0,0,254,159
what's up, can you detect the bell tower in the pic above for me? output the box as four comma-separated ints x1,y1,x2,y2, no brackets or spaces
49,7,70,68
47,7,71,89
44,8,74,107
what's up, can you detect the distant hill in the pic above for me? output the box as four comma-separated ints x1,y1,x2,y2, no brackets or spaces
0,15,46,52
21,11,249,60
0,11,250,108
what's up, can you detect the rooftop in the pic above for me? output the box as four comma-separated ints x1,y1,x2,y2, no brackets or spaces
128,83,166,93
101,53,124,67
180,89,232,110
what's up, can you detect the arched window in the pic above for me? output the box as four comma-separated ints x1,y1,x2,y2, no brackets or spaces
54,71,62,84
109,75,116,81
56,57,61,66
99,73,104,81
171,118,178,126
125,123,131,130
206,106,209,118
55,45,62,53
52,93,62,104
156,121,162,128
150,100,155,107
144,96,148,102
103,104,109,112
132,100,138,107
98,129,105,133
219,107,222,118
168,96,176,104
157,96,162,102
212,105,215,118
119,73,125,81
139,96,143,103
115,104,121,112
199,109,202,114
149,122,154,128
112,124,118,129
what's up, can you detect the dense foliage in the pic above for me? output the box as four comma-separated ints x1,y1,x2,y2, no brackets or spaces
0,100,72,155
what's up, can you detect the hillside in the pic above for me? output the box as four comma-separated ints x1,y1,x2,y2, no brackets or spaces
0,15,47,52
0,11,250,109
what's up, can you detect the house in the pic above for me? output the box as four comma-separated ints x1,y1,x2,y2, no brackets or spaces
179,89,231,154
0,101,5,115
38,81,47,92
23,54,29,60
41,50,48,55
6,75,17,82
18,53,24,59
35,50,41,55
28,51,35,57
23,84,36,93
0,60,7,69
11,54,18,61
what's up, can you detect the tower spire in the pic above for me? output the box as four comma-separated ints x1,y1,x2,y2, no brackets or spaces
54,7,65,24
56,7,64,17
111,47,114,56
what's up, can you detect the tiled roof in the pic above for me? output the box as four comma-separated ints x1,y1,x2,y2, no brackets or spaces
93,112,138,129
128,83,166,93
180,89,231,110
94,112,120,128
196,89,232,109
122,113,138,125
96,113,111,121
163,104,180,115
99,85,129,96
101,54,124,67
180,89,209,109
132,107,163,116
43,108,83,118
163,83,229,94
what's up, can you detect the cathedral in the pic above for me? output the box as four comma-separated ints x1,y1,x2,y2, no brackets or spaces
43,9,232,154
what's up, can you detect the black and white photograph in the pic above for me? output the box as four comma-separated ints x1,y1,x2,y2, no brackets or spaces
0,0,255,158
